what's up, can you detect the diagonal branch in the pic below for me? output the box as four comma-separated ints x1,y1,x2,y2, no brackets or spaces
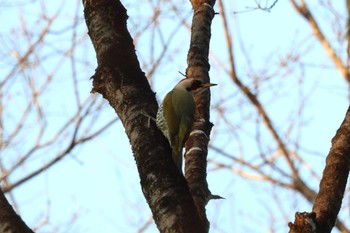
2,116,117,193
289,106,350,233
311,106,350,232
290,0,350,82
83,0,206,232
217,0,302,183
0,187,34,233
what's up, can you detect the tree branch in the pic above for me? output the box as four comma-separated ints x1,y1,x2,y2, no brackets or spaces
83,0,206,232
289,106,350,233
290,0,350,82
312,106,350,232
185,0,218,231
0,187,34,233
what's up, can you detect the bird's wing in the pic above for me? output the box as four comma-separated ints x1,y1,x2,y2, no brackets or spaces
163,91,179,147
172,90,195,152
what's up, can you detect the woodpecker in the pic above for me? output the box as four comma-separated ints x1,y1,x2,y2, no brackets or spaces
156,78,217,173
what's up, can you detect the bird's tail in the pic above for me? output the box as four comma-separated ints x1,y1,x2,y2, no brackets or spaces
172,149,183,174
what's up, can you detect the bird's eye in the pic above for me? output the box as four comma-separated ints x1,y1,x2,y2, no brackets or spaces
190,80,203,90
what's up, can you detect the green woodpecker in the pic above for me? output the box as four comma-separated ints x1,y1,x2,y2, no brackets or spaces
156,78,217,173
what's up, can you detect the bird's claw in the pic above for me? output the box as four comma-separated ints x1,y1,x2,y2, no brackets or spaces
140,110,156,128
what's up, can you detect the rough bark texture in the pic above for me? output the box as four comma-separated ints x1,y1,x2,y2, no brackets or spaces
348,0,350,57
0,187,34,233
311,106,350,232
289,107,350,233
185,0,217,231
82,0,206,232
288,212,318,233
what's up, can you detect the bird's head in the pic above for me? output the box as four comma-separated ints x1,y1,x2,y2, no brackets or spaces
175,78,217,95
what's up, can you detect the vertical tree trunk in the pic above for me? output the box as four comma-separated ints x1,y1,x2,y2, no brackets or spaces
185,1,217,231
82,0,216,232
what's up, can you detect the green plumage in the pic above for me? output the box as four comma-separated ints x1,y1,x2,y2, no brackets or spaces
156,78,216,173
159,88,195,172
163,89,195,170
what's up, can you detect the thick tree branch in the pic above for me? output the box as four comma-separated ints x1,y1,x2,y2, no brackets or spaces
347,0,350,61
0,187,34,233
185,0,218,231
289,106,350,233
83,0,206,232
311,106,350,232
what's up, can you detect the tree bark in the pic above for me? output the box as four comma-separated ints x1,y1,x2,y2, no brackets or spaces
185,0,217,231
0,187,34,233
82,0,209,232
289,106,350,233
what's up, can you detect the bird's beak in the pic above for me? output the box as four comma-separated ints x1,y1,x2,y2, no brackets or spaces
201,83,217,88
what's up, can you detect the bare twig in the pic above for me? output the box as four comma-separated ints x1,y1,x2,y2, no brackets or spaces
290,0,350,82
